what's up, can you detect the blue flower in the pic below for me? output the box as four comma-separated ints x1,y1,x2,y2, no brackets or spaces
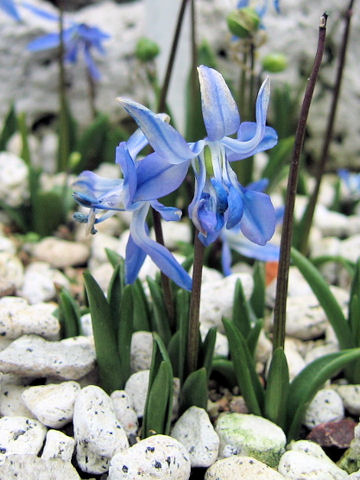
338,169,360,200
189,65,277,246
237,0,280,16
73,108,194,291
25,3,110,81
0,0,21,21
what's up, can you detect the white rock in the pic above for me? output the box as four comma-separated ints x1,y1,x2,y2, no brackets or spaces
0,235,16,254
22,381,81,428
285,295,328,340
200,273,253,332
0,300,59,340
204,455,286,479
108,434,191,480
156,220,191,249
339,235,360,264
0,335,95,379
73,385,129,474
0,252,24,290
18,261,69,304
130,331,153,372
304,343,339,365
0,416,47,457
314,205,351,237
31,237,90,268
0,384,34,418
0,454,81,479
124,370,150,417
283,338,306,381
0,152,29,207
288,439,335,460
79,312,93,336
171,406,219,467
278,450,347,479
41,429,75,462
334,385,360,415
304,389,344,429
216,413,286,468
89,232,122,269
111,390,138,436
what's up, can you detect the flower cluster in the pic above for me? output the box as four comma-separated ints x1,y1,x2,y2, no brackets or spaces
73,66,278,289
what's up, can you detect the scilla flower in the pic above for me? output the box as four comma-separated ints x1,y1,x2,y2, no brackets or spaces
0,0,21,21
25,2,110,81
237,0,280,16
189,65,278,246
338,169,360,200
73,107,195,290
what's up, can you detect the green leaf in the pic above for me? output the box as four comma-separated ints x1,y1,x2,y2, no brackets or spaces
0,200,28,232
286,349,360,440
223,318,264,415
200,327,217,380
0,103,17,151
211,358,237,387
105,248,124,269
180,367,208,412
132,279,151,331
74,113,109,173
147,277,171,345
32,190,65,237
349,259,360,343
246,318,263,357
261,136,294,191
264,348,289,428
83,271,122,393
232,278,255,338
107,264,125,335
291,247,353,349
312,255,355,277
58,288,81,338
117,285,134,388
250,262,265,319
17,112,31,166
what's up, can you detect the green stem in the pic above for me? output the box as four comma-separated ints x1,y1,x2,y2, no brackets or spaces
87,70,97,120
272,14,328,352
187,231,205,373
298,0,355,255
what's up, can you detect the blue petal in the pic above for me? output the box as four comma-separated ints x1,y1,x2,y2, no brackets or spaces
240,189,276,245
126,128,149,159
115,143,137,207
198,65,240,141
130,204,192,290
1,0,21,21
225,230,280,262
188,156,207,229
237,0,250,6
117,98,196,165
27,33,61,51
134,152,190,202
125,233,147,284
227,123,278,161
226,184,244,229
221,235,233,276
83,44,101,81
72,171,125,211
222,78,272,156
22,1,59,21
150,200,182,222
248,178,269,192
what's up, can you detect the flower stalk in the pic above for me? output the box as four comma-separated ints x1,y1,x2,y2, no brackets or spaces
272,13,328,352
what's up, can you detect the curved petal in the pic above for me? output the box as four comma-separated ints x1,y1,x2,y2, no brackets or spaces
240,189,276,245
27,32,61,51
225,231,280,262
83,45,101,81
1,0,21,20
248,178,269,192
198,65,240,141
125,233,147,284
22,1,59,21
134,152,190,202
125,128,149,160
130,204,192,290
226,184,244,229
115,143,137,207
117,98,195,164
150,200,182,222
221,235,233,276
222,78,272,156
188,156,207,223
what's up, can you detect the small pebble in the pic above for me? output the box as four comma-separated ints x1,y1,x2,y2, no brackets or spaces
304,389,344,429
108,434,191,480
0,454,80,480
0,416,47,457
111,390,138,436
125,370,149,417
278,449,347,479
0,384,34,417
41,429,75,462
31,237,90,268
204,455,286,479
130,331,153,372
334,385,360,415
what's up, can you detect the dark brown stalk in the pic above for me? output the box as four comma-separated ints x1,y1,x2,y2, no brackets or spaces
272,14,328,352
299,0,355,254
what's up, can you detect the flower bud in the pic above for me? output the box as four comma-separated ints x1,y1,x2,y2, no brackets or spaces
262,53,287,73
227,7,261,38
135,37,160,62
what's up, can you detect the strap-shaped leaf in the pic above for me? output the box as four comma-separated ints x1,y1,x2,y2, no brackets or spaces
180,367,208,412
132,279,151,331
232,278,255,337
83,271,122,393
105,248,124,269
246,318,263,357
286,349,360,440
0,102,17,151
107,264,123,335
201,327,217,380
58,288,80,338
349,259,360,343
223,318,264,414
291,247,353,349
117,284,133,388
250,262,265,319
147,277,171,345
211,358,237,387
264,347,289,428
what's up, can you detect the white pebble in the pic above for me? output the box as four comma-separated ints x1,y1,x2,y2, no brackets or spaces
41,429,75,462
111,390,138,436
205,455,286,479
125,370,149,417
130,331,153,372
334,384,360,415
0,416,47,457
278,450,347,479
0,384,34,417
304,389,344,429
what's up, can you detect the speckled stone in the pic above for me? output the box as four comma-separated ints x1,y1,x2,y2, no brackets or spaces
73,385,129,474
304,389,344,429
31,237,90,268
278,449,347,479
204,455,286,479
0,152,29,207
124,370,150,417
130,331,153,372
216,413,286,468
108,434,191,480
0,252,24,290
22,381,81,428
0,454,81,479
0,416,47,457
0,384,34,417
334,385,360,415
0,335,96,379
110,390,138,436
0,299,60,340
41,429,75,462
171,406,219,468
284,295,328,340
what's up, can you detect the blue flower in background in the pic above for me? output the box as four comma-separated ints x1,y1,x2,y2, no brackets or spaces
25,3,110,81
0,0,21,21
237,0,280,16
338,169,360,200
189,65,277,246
73,106,194,291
